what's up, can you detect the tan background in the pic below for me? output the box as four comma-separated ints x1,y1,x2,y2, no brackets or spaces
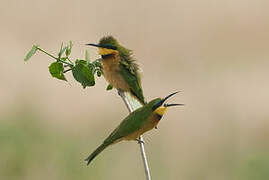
1,0,269,179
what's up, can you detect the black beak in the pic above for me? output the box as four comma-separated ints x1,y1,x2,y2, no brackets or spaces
164,103,184,107
161,91,184,107
152,91,183,111
163,91,180,102
85,43,102,48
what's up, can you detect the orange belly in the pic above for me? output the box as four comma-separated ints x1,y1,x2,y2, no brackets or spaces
123,115,161,141
102,57,130,91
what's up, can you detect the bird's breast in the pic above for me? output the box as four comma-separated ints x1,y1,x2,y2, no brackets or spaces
123,114,161,141
102,56,130,91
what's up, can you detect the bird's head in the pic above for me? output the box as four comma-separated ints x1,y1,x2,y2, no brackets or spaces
149,91,184,119
86,36,120,56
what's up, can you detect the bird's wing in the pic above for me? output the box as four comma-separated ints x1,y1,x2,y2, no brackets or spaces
119,62,145,104
104,107,151,144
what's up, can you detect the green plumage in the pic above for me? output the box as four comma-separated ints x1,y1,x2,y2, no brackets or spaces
104,99,157,142
85,98,161,165
99,36,146,104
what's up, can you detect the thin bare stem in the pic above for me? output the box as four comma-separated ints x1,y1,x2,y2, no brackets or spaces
118,90,151,180
63,69,72,73
37,47,73,66
118,90,132,112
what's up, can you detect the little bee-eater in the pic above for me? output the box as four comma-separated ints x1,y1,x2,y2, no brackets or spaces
86,36,145,104
85,92,183,165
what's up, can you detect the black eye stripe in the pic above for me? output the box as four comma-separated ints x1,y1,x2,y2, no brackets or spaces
152,100,163,111
101,45,117,50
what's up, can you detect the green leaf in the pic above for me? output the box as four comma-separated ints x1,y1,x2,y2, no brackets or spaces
58,44,68,58
97,70,102,77
60,57,68,61
72,60,95,88
85,50,90,63
93,59,102,68
87,63,95,71
24,45,39,61
106,84,113,91
76,59,87,64
65,41,73,57
49,62,67,81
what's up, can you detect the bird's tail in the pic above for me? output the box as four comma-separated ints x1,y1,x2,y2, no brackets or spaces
85,143,110,165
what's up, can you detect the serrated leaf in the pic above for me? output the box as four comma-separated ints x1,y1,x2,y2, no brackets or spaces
106,84,113,91
72,60,95,88
49,62,67,81
85,50,90,63
24,45,39,61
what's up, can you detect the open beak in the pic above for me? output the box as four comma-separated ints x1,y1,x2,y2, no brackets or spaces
161,91,184,107
85,43,102,48
164,103,184,107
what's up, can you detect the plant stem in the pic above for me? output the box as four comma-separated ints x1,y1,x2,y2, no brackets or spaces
66,57,73,64
63,69,72,73
37,47,73,66
118,90,152,180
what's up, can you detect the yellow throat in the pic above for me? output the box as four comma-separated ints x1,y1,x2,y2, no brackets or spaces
155,106,168,116
99,48,118,55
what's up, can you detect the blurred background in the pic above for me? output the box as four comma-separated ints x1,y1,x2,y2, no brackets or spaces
1,0,269,179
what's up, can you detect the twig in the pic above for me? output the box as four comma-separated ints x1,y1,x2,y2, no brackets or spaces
37,47,73,66
63,68,72,73
118,90,152,180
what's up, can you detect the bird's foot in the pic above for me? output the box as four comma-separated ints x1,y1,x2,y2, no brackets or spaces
136,138,144,144
118,89,123,96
